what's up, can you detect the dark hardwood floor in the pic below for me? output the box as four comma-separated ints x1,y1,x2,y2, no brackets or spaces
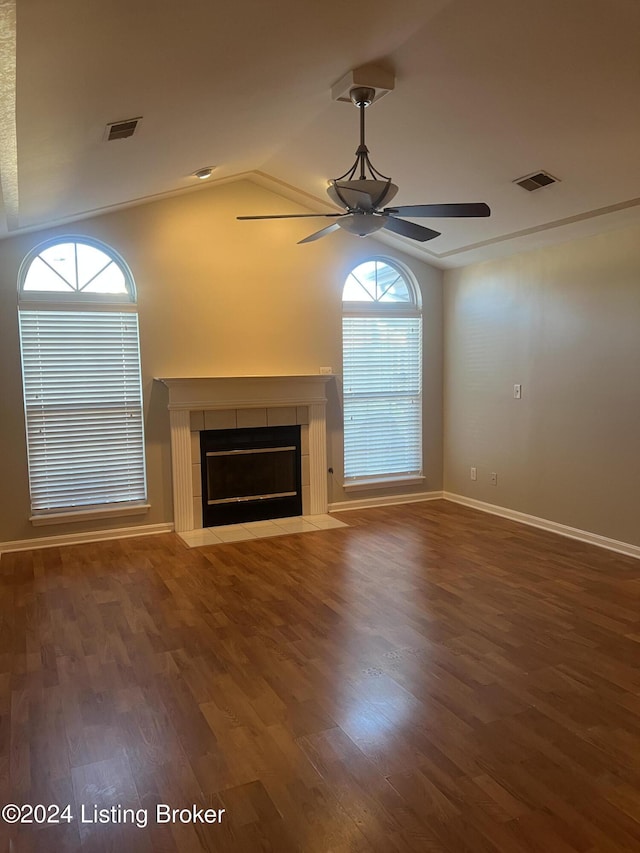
1,499,640,852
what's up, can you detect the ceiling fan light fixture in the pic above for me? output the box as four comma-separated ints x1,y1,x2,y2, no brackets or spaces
337,213,385,237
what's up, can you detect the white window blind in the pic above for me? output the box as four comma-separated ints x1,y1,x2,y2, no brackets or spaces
19,310,146,512
343,315,422,480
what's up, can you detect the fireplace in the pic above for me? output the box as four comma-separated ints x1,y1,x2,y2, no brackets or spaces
200,425,302,526
157,375,332,533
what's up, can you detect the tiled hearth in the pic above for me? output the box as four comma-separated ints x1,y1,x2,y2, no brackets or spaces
157,375,333,533
178,513,347,548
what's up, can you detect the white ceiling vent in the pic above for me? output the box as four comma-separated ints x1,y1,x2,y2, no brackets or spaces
513,170,559,191
104,117,142,141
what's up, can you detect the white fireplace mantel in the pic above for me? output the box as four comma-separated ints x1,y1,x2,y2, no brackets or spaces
157,375,333,532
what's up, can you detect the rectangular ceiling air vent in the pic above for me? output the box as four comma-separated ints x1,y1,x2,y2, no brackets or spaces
104,117,142,141
513,170,559,191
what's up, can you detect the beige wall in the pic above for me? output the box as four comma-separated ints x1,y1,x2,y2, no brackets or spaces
0,178,443,544
444,223,640,546
3,176,639,549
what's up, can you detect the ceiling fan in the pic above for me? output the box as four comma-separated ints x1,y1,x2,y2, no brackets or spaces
237,85,490,244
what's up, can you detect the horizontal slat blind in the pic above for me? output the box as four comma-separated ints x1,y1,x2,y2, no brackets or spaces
19,310,146,512
343,316,422,479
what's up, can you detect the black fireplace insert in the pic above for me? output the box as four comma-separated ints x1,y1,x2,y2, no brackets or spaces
200,424,302,527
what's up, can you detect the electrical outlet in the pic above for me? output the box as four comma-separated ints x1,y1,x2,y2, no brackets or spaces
490,472,498,485
319,366,332,375
514,384,522,399
470,467,477,481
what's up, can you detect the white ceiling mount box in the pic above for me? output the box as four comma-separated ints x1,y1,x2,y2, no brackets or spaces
331,65,395,104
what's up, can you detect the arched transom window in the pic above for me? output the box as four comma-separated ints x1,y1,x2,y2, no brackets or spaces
342,259,415,304
342,259,422,485
20,238,134,300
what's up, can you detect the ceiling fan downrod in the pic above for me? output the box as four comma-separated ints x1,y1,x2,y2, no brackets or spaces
332,86,392,210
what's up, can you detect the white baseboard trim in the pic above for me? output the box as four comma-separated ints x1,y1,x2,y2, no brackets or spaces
6,493,636,562
0,522,174,556
329,490,444,513
443,492,640,560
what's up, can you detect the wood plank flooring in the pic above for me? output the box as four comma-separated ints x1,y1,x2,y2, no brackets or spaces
1,499,640,851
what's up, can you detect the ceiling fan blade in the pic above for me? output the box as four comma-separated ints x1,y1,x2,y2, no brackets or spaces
383,202,491,218
382,216,441,242
298,222,343,244
237,213,343,220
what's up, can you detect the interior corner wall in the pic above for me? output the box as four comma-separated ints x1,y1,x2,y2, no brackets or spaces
443,223,640,547
0,178,443,545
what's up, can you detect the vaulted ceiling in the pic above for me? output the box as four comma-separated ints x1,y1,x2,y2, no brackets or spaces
1,0,639,267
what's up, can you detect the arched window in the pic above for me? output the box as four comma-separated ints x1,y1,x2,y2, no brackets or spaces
342,258,422,485
18,237,147,521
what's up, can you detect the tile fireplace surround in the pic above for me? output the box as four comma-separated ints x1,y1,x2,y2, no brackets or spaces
157,376,332,533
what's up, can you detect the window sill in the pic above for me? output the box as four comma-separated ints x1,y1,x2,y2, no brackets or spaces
30,502,151,527
343,476,425,493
